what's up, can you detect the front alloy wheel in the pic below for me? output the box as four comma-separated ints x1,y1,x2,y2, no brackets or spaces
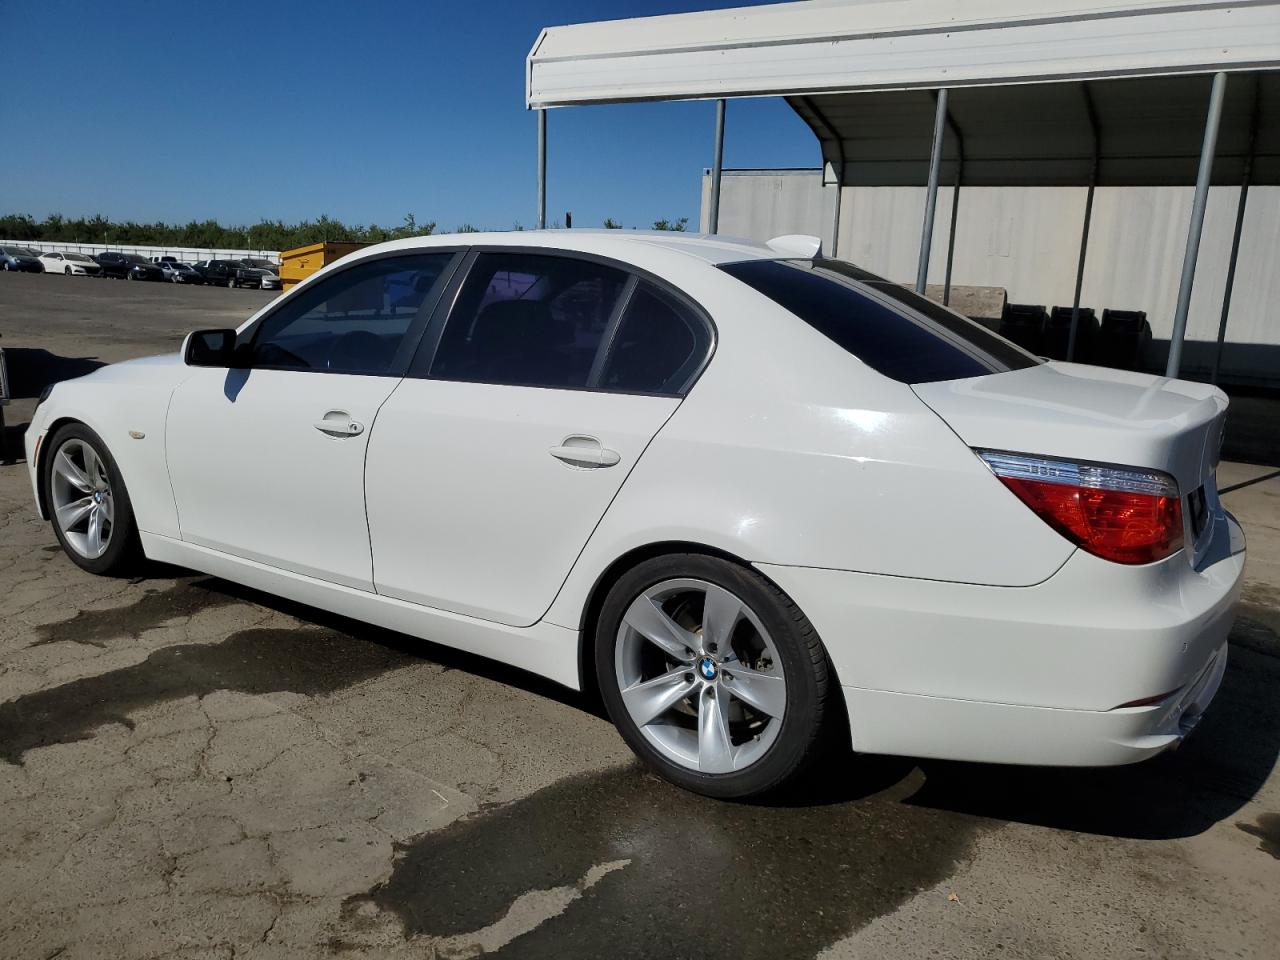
598,555,831,799
51,437,115,559
45,424,141,575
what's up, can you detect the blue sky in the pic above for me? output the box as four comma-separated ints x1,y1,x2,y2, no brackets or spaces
0,0,816,231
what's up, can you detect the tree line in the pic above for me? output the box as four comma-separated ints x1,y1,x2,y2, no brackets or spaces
0,212,690,249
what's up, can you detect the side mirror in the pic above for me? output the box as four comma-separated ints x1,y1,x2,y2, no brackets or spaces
183,328,239,367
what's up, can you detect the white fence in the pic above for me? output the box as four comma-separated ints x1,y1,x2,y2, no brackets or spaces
0,240,280,265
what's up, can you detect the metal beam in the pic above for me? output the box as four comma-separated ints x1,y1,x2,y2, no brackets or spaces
916,88,948,295
709,99,726,234
942,109,965,306
1166,71,1227,378
537,109,547,230
1212,76,1260,385
1068,84,1100,362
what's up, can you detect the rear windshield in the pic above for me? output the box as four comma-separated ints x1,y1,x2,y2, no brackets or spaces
719,258,1040,384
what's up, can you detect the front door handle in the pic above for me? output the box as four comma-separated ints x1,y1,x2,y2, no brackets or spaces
314,412,364,438
549,435,620,468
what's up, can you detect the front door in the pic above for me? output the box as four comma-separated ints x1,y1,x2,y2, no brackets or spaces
166,251,459,590
367,250,713,626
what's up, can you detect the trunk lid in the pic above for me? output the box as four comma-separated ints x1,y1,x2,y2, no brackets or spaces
913,361,1228,560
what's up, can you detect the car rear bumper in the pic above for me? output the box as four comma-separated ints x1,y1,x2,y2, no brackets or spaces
757,510,1245,767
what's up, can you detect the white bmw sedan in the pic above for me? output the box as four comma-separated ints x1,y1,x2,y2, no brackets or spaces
24,231,1245,798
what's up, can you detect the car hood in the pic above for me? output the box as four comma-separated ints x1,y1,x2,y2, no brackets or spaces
71,352,189,387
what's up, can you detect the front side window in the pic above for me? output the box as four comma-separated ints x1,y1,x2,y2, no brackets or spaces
719,258,1039,384
247,253,453,375
427,252,627,389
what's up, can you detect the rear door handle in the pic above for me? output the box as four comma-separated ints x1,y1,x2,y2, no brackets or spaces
314,412,364,437
549,435,620,468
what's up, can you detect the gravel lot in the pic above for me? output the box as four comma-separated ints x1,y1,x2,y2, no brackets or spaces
1,272,1278,960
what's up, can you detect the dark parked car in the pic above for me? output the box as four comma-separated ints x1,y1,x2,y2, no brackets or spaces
193,259,243,287
126,257,166,282
231,267,277,289
94,251,161,279
1,246,45,272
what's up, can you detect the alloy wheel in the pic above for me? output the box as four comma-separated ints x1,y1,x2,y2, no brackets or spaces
614,578,787,774
50,438,114,559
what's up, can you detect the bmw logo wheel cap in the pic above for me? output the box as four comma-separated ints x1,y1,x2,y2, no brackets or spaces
699,657,718,681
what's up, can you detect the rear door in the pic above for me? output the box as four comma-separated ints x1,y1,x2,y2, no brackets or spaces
366,250,713,627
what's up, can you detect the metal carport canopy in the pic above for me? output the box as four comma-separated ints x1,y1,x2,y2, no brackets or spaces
527,0,1280,186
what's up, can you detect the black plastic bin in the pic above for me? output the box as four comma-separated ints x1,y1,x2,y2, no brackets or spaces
998,303,1049,355
1043,306,1099,362
1095,309,1151,371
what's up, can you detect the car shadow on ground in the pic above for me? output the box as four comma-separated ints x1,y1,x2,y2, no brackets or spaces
170,569,1280,842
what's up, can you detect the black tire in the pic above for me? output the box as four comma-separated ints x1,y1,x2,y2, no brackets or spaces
64,267,72,276
595,553,831,799
43,422,143,576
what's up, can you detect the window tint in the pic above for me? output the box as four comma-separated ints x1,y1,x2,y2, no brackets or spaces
248,253,452,375
599,283,709,394
427,253,626,389
719,259,1040,384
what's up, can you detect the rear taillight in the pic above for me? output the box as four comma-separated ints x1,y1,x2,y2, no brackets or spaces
979,451,1183,565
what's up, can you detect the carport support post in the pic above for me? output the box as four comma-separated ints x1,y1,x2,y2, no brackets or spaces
916,88,948,295
537,109,547,230
1211,80,1259,385
943,168,961,306
709,99,726,234
1067,182,1095,361
1166,71,1227,378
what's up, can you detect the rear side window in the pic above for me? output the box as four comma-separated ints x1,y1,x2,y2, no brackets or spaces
428,252,627,389
719,259,1039,384
598,283,709,395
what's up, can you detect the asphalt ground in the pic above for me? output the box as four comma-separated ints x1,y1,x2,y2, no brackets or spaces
1,271,1278,960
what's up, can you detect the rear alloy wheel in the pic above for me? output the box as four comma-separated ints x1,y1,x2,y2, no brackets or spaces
64,266,72,276
45,424,142,575
597,554,831,799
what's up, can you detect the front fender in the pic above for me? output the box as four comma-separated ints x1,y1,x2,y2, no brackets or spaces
27,358,189,539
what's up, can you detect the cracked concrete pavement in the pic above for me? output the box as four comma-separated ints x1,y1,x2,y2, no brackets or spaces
1,274,1279,959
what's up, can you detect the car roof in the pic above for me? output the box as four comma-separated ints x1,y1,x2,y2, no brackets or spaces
354,229,782,267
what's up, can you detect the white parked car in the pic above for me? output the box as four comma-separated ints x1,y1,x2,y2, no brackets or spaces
23,231,1245,798
38,251,102,276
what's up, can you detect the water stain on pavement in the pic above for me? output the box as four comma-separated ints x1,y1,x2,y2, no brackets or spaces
28,579,242,648
344,763,988,960
0,626,420,763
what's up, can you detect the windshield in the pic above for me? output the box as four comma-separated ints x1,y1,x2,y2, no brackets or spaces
67,253,94,263
719,258,1040,385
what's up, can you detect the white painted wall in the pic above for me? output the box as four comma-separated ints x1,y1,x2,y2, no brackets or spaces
701,171,1280,384
0,240,280,265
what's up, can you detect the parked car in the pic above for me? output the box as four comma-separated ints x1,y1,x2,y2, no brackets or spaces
232,267,280,290
94,251,146,279
23,231,1244,799
160,261,204,284
193,259,243,287
39,251,102,277
0,246,45,272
